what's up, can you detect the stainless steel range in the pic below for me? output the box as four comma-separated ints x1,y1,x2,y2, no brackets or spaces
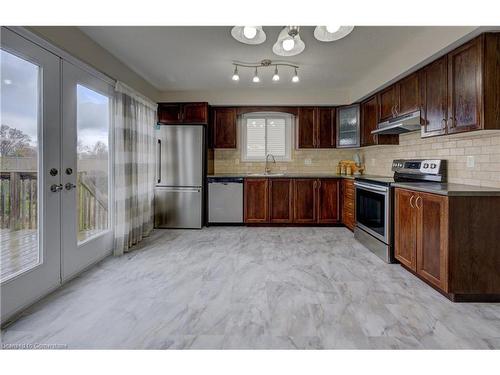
354,159,446,263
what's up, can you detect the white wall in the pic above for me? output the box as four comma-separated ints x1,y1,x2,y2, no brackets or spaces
28,26,160,101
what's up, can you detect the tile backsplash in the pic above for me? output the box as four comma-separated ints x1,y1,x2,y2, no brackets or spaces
214,130,500,188
359,130,500,188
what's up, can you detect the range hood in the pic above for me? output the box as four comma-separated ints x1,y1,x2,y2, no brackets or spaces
371,110,421,135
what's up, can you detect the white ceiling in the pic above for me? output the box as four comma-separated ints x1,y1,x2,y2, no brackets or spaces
80,26,445,94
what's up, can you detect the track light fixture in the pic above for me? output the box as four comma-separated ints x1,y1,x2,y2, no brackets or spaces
231,59,300,84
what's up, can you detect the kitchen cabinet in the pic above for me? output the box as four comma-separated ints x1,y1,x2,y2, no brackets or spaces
244,178,268,223
336,104,360,148
378,73,419,122
212,107,237,148
316,107,336,148
297,107,336,149
158,102,208,124
420,56,448,138
317,179,340,223
394,187,500,301
446,36,483,134
360,95,398,147
269,178,293,223
341,179,355,231
293,179,317,223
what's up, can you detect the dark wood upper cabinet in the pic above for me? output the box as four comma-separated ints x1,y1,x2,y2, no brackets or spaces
397,72,420,116
394,188,418,272
158,102,208,124
293,179,317,223
316,107,336,148
317,179,340,223
183,103,208,123
420,56,448,138
417,192,449,292
378,85,397,122
297,107,336,149
297,107,316,148
212,107,237,148
447,36,483,134
361,96,398,146
158,103,182,124
244,178,268,223
269,179,293,223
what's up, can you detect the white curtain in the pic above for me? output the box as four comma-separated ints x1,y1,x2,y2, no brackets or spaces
113,81,157,255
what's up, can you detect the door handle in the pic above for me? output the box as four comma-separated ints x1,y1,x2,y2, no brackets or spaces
157,139,161,183
50,184,63,192
409,194,415,208
65,182,76,190
416,195,422,209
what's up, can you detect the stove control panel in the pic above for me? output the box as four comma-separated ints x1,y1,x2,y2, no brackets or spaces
392,159,444,175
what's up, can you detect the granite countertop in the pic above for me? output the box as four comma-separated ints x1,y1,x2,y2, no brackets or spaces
207,173,356,179
392,182,500,196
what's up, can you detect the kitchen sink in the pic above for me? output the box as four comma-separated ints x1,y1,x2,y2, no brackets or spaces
248,172,286,177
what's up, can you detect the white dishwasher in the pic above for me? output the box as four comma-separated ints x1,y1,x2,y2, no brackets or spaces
208,177,244,224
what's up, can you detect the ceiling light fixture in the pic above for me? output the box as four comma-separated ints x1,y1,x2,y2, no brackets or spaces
231,26,266,45
231,66,240,81
273,26,305,57
231,59,299,84
314,26,354,42
252,67,260,83
272,66,280,82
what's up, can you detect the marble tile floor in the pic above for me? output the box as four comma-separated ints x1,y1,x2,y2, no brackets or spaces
1,227,500,349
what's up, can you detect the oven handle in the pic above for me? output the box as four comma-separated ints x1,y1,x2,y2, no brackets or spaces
354,181,389,193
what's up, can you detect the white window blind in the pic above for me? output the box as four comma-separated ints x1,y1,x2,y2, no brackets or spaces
241,113,293,161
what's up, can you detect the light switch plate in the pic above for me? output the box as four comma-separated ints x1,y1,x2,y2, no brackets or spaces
466,155,475,168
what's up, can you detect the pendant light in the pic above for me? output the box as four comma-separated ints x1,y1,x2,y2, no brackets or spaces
252,67,260,83
231,66,240,81
292,68,299,83
314,26,354,42
231,26,267,45
272,26,305,57
272,66,280,82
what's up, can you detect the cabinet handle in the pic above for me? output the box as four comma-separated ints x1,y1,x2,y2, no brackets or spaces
409,194,415,208
416,196,422,209
318,180,321,189
448,117,455,127
441,119,447,129
313,181,317,189
391,105,395,117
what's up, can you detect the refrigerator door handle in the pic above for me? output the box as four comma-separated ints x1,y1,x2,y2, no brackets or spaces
157,139,161,183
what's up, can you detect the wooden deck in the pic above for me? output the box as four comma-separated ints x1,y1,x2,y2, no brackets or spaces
1,228,106,281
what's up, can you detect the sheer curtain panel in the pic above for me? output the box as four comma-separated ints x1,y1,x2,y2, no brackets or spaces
114,82,157,255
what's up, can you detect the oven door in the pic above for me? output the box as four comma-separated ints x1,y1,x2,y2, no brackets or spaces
354,182,390,244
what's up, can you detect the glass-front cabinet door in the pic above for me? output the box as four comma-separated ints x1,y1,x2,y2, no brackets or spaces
336,104,360,148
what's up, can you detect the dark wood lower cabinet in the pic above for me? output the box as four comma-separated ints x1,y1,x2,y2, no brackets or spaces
317,179,340,223
394,187,500,301
244,178,268,223
269,179,293,223
341,179,355,231
293,179,317,223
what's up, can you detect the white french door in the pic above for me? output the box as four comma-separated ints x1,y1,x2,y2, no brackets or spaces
1,28,62,322
1,28,114,323
61,61,113,280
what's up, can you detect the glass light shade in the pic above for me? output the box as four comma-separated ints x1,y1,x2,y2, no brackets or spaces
314,26,354,42
292,68,299,83
273,27,305,57
272,74,280,81
282,38,295,51
243,26,257,39
231,26,266,45
232,73,240,81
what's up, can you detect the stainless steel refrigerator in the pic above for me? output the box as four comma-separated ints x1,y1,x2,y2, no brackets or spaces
154,125,204,228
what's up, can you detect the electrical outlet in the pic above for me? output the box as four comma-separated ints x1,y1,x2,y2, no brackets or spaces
304,158,312,165
466,155,475,168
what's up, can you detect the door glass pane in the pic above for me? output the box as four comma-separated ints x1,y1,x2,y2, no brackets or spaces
1,49,40,281
338,106,359,146
76,84,109,243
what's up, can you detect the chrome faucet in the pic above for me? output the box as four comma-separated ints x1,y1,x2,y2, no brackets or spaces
265,153,276,174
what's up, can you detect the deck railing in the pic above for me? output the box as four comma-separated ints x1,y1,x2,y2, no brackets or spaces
0,171,108,232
